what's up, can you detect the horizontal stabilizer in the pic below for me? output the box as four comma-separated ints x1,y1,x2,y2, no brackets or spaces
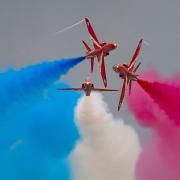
82,40,91,51
91,58,94,72
133,62,141,72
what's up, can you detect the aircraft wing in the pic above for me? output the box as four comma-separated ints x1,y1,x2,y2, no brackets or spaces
85,18,101,48
100,52,107,88
128,39,143,69
85,18,100,43
96,52,107,88
118,76,127,111
57,88,82,91
93,88,119,92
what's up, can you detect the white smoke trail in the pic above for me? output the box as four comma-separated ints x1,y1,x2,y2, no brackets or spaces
53,19,85,36
143,39,150,46
70,93,141,180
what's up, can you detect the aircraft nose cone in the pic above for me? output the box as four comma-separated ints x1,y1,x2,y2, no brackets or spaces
114,43,117,48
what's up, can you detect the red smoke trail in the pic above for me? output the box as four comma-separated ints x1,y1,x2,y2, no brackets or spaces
137,78,180,126
127,72,180,180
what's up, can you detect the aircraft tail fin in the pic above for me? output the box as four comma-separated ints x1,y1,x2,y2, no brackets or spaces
82,40,94,72
90,58,94,72
128,62,141,96
133,62,141,72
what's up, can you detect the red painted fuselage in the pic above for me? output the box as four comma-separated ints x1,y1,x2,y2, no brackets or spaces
113,64,138,81
86,43,117,59
81,79,94,96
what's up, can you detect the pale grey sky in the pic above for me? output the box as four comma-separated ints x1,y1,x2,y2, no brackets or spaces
0,0,180,136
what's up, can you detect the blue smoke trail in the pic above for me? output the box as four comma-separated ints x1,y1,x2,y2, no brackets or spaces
0,56,85,111
0,56,85,180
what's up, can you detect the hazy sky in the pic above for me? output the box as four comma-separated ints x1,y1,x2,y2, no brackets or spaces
0,0,180,136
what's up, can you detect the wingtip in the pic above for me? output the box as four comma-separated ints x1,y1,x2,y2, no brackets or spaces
142,39,150,46
82,39,86,45
118,103,122,111
140,38,143,44
104,80,107,88
85,17,89,23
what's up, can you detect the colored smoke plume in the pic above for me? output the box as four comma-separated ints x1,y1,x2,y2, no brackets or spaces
127,72,180,180
0,56,85,111
0,56,85,180
71,93,140,180
137,78,180,126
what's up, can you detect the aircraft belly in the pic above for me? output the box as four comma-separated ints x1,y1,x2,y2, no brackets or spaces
103,46,110,52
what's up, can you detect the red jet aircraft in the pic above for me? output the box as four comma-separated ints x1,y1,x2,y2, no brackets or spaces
82,18,117,88
113,39,143,111
57,77,118,96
